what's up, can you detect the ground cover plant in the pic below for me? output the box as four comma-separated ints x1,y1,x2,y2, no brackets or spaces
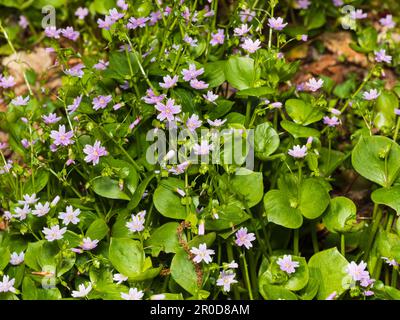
1,0,400,300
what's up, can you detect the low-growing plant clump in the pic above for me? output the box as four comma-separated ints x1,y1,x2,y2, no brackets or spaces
1,0,400,300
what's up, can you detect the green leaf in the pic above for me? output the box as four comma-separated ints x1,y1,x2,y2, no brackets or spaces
0,247,10,271
170,249,199,295
24,241,45,271
298,178,330,220
306,9,326,30
24,169,49,194
333,77,357,99
103,52,139,81
236,87,274,97
205,202,250,231
372,186,400,214
374,91,398,130
153,178,187,219
352,135,400,187
33,0,65,8
263,190,303,229
308,248,348,300
224,56,257,90
207,99,234,120
109,238,145,278
127,173,155,210
89,0,116,14
203,61,226,88
225,168,264,208
146,222,182,256
86,219,109,241
376,229,400,261
285,99,323,126
281,120,321,138
106,158,139,194
254,122,280,160
92,177,130,200
323,197,362,233
259,283,298,300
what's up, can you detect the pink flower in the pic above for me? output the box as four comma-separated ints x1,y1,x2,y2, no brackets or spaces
193,141,212,155
203,91,219,103
190,243,215,264
346,261,369,282
169,161,190,175
18,15,29,29
44,26,61,38
92,95,112,110
190,79,209,90
268,17,288,31
50,125,74,147
42,113,61,124
108,8,124,21
277,255,300,274
80,237,99,250
0,75,16,88
117,0,128,11
186,114,202,132
67,95,82,113
332,0,343,6
155,98,181,121
297,0,311,9
149,11,162,25
288,145,307,158
350,9,368,20
269,102,282,109
42,225,66,241
207,119,226,127
375,49,392,64
75,7,89,20
380,14,396,29
216,271,238,292
330,108,341,115
241,38,261,53
183,35,198,47
11,95,29,106
127,17,149,29
142,88,166,104
61,27,80,41
83,141,108,165
301,34,308,41
305,77,324,91
323,116,341,127
235,227,256,249
239,9,255,22
93,60,109,70
210,29,225,46
97,16,115,30
159,75,179,89
59,206,81,225
126,211,146,233
363,89,380,100
234,24,251,37
325,291,337,300
65,63,85,78
181,64,204,82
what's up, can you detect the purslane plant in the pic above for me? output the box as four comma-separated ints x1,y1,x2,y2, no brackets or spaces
0,0,400,300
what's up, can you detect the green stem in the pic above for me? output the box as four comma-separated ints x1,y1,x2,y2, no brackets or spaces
293,229,299,256
340,233,345,256
392,267,398,288
393,117,400,142
363,203,382,261
245,100,252,127
241,250,254,300
311,222,319,253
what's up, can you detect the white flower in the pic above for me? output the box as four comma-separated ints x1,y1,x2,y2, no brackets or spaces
14,204,30,220
71,283,92,298
151,294,166,300
113,273,128,284
227,260,239,269
58,205,81,225
216,271,238,292
288,145,308,158
0,275,16,293
190,243,215,264
241,38,261,53
42,225,67,241
10,252,24,265
305,77,324,92
32,202,50,217
121,288,144,300
203,91,219,103
193,141,212,156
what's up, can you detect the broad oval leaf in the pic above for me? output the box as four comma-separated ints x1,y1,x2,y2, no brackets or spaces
263,190,303,229
224,56,257,90
281,120,320,138
170,249,199,295
153,178,187,219
254,122,279,160
308,248,348,300
323,196,361,233
92,177,130,200
371,186,400,214
109,237,144,278
298,178,330,219
352,135,400,187
285,99,323,126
